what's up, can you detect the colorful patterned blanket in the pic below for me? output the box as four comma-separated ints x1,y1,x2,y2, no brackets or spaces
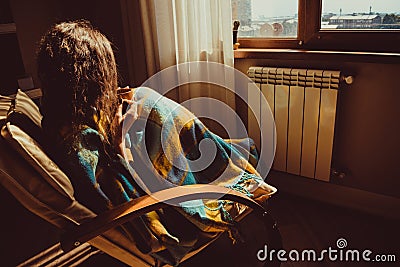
55,87,276,266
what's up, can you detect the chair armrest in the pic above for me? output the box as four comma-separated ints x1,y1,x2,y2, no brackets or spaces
61,184,267,251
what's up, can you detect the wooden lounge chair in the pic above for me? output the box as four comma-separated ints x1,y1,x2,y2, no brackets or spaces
0,90,281,267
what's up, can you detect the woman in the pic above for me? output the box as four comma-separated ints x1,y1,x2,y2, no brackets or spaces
37,20,277,266
38,20,138,211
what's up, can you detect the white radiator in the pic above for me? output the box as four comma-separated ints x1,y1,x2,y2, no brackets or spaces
247,67,340,181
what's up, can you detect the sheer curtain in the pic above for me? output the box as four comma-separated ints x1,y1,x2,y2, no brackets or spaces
138,0,236,136
139,0,233,71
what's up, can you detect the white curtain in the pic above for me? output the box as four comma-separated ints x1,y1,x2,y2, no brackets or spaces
138,0,237,137
153,0,233,67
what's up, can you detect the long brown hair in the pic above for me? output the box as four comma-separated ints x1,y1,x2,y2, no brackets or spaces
37,20,118,149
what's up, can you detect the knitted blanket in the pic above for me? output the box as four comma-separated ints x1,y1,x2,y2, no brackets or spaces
58,87,276,266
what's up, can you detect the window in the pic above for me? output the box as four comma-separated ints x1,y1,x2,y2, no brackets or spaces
232,0,298,38
232,0,400,52
322,0,400,30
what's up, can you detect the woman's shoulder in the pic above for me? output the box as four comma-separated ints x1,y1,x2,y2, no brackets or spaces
75,126,104,152
72,127,104,171
57,126,104,156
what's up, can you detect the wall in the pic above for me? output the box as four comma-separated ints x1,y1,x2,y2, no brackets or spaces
10,0,61,88
8,0,399,206
10,0,132,88
235,53,400,199
0,0,25,95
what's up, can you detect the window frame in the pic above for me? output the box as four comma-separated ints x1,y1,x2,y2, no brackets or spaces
237,0,400,53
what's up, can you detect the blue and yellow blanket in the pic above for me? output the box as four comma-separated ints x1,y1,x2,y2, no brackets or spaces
56,87,276,266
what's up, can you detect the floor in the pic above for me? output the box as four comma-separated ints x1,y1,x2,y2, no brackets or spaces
266,192,399,267
1,186,398,267
181,192,399,267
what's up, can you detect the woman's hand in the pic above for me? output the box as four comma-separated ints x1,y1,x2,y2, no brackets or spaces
113,88,138,156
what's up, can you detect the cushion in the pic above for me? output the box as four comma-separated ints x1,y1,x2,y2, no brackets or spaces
0,90,94,226
0,95,13,121
14,89,43,127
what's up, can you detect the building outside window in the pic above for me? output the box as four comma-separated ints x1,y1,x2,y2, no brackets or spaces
232,0,400,52
232,0,298,38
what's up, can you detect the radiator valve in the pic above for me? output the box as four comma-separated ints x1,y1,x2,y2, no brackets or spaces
341,75,354,85
332,169,346,179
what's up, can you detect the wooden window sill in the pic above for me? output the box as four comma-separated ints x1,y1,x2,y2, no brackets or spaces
234,48,400,64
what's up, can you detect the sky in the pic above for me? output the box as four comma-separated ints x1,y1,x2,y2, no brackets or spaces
322,0,400,14
251,0,400,19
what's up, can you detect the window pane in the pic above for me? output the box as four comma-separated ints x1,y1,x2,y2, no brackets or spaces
232,0,298,38
322,0,400,30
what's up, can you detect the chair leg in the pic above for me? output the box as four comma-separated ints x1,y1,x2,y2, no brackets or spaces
153,259,162,267
17,242,100,267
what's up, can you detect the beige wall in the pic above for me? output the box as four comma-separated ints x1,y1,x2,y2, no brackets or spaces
235,55,400,198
